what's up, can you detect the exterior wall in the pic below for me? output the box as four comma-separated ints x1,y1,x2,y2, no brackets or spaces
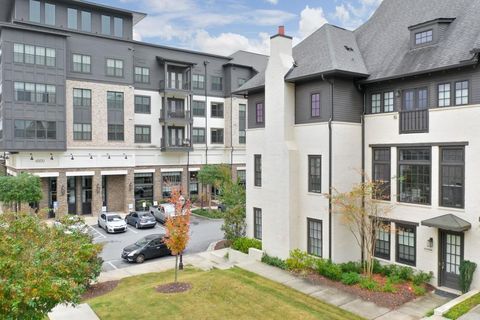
133,89,162,148
295,79,331,124
247,91,265,129
66,79,135,148
106,175,125,212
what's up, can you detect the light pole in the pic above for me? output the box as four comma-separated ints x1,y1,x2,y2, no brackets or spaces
179,194,186,270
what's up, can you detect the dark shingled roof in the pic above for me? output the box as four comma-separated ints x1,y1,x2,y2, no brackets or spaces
228,50,269,72
421,214,471,232
236,0,480,92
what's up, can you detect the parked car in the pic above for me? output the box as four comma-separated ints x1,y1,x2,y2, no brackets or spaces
121,234,171,263
53,216,89,235
125,211,156,229
217,203,227,212
98,213,127,233
149,203,176,224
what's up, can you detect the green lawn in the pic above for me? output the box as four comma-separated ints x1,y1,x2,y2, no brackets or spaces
191,208,224,219
88,267,364,320
444,293,480,319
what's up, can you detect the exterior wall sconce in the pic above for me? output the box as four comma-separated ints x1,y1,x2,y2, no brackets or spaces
70,153,74,160
96,183,100,194
107,153,111,159
61,185,65,196
89,153,93,160
30,153,34,160
124,153,128,159
50,153,54,160
129,182,133,192
427,237,434,248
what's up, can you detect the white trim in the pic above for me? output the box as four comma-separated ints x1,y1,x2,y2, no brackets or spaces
6,169,17,176
237,167,246,170
188,167,201,172
66,171,95,177
134,169,156,173
101,170,128,176
33,172,59,178
161,168,184,173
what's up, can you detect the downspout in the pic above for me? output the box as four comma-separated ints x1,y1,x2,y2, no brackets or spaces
204,61,209,164
361,85,366,263
322,74,334,261
230,95,234,172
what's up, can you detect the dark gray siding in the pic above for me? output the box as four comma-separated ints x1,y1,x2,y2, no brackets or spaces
247,91,264,129
226,65,252,96
133,44,163,91
333,78,363,123
0,28,66,151
365,65,480,113
295,79,331,124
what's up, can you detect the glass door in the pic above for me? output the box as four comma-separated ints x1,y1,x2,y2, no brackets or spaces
439,230,463,290
81,176,92,215
67,177,76,214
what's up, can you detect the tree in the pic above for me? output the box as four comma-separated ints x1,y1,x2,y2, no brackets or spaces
0,212,103,319
328,178,393,277
197,164,231,208
0,173,42,212
219,179,246,241
163,188,191,283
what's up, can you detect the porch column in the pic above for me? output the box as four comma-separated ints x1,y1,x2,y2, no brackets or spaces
124,168,135,213
57,172,68,218
91,170,103,216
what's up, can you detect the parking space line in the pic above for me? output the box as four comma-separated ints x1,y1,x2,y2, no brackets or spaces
106,261,118,270
127,226,138,234
89,225,106,240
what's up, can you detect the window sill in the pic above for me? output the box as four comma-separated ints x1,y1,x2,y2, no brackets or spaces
437,206,465,213
307,192,324,197
394,201,432,209
374,256,391,263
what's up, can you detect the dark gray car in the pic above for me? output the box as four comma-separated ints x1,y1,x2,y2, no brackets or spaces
125,211,156,229
121,234,171,263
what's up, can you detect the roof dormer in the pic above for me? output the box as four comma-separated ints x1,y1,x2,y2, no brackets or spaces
408,18,455,49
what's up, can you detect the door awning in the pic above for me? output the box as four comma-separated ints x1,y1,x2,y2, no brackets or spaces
421,214,471,232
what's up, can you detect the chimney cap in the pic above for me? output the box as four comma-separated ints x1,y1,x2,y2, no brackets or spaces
270,25,292,40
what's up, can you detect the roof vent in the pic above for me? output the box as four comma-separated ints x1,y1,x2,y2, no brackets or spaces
344,45,354,52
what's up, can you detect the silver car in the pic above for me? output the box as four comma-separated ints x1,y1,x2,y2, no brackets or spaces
98,213,127,233
149,203,175,224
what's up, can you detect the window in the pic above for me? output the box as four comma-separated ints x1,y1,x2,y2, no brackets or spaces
73,124,91,140
114,17,123,37
440,147,464,208
14,44,55,66
45,3,56,25
67,8,77,29
372,148,391,200
237,170,246,187
415,30,433,45
29,0,40,23
396,224,416,266
211,102,224,118
135,125,151,143
189,171,199,195
25,45,35,64
134,96,150,114
106,59,123,77
403,88,428,110
73,88,91,107
384,91,394,112
308,155,322,193
211,128,224,144
311,93,320,117
162,172,182,198
403,90,414,110
15,82,55,103
101,15,111,35
438,83,451,107
134,173,153,211
253,208,262,240
81,11,91,32
255,102,264,123
107,91,123,109
211,76,223,91
135,67,150,83
35,46,45,65
238,78,247,87
455,81,469,106
14,44,24,63
108,125,124,141
46,48,55,67
374,221,390,260
371,93,381,113
254,154,261,187
193,74,205,90
192,127,205,144
307,218,322,257
239,104,246,144
14,120,55,139
192,100,206,117
73,54,91,73
398,148,431,205
418,88,428,109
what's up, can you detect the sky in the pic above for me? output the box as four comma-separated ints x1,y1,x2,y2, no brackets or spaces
96,0,383,56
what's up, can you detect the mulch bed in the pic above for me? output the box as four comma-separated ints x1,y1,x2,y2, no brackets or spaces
303,273,434,309
156,282,192,294
82,281,119,300
214,239,230,250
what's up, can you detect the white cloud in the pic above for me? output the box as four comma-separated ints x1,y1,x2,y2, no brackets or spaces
192,30,270,56
333,0,383,29
298,6,328,39
142,0,195,13
250,10,296,26
264,0,278,4
334,4,363,30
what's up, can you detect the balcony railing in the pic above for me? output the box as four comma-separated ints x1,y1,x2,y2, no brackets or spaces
159,80,191,91
161,138,192,152
399,109,429,134
159,110,192,122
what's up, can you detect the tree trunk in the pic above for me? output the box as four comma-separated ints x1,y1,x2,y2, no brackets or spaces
174,255,178,283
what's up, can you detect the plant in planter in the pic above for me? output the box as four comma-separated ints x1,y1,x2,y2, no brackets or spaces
231,237,261,254
459,260,477,293
262,254,287,270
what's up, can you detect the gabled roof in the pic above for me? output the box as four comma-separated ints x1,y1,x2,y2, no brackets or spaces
355,0,480,82
227,50,268,72
286,24,368,81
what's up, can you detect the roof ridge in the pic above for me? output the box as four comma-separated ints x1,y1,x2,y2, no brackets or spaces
325,25,338,70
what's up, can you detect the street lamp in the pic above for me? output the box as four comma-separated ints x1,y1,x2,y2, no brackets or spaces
179,194,186,270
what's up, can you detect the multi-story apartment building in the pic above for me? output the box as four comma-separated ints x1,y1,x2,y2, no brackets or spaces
237,0,480,291
0,0,266,216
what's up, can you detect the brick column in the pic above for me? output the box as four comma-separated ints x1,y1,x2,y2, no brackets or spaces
39,178,50,211
181,167,188,196
91,170,103,216
154,168,162,203
231,165,238,183
124,169,135,213
57,172,68,218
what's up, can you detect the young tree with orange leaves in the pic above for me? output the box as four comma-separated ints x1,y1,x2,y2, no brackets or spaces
163,188,191,283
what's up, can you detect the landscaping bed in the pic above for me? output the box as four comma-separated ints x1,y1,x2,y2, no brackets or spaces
81,280,119,300
444,292,480,319
191,208,224,219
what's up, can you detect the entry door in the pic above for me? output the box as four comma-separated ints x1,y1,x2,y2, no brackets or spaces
439,230,464,290
67,177,76,214
169,127,184,146
82,177,92,215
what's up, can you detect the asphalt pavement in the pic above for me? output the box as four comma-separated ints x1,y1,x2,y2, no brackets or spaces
88,215,224,272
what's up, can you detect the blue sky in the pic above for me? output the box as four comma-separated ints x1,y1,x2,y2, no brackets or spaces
96,0,382,55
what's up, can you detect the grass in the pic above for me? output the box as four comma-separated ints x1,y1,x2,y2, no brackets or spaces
88,267,364,320
191,208,224,219
444,293,480,319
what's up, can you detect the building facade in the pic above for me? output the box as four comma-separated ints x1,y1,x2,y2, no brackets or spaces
238,0,480,291
0,0,266,216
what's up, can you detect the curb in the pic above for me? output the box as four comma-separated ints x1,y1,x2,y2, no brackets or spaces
191,212,224,221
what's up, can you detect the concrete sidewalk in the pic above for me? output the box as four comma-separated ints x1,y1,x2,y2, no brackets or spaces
48,303,99,320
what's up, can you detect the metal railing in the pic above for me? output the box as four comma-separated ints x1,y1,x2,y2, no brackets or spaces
399,109,429,134
159,110,191,121
159,80,191,91
161,138,191,149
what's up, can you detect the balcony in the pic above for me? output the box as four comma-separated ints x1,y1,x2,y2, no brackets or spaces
161,138,192,152
159,109,192,124
399,109,429,134
159,80,191,93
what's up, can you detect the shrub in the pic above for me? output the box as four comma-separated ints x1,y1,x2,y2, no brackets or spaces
397,266,414,281
231,237,262,254
412,271,433,286
371,259,384,274
359,276,379,291
285,249,318,272
317,260,342,281
387,274,404,284
412,284,426,296
339,261,363,274
341,272,361,285
459,260,477,294
262,254,287,270
382,278,397,293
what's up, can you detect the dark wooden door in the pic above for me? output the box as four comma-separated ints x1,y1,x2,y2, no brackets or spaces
439,230,463,290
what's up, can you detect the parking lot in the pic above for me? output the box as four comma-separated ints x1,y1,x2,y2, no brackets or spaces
87,215,223,272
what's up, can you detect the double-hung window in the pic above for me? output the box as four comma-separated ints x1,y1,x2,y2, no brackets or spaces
29,0,40,23
384,91,394,112
81,11,91,32
135,67,150,83
311,93,320,117
415,30,433,45
255,102,264,124
396,224,416,266
114,17,123,37
135,125,151,143
134,96,150,114
308,155,322,193
106,59,123,77
192,128,205,144
374,221,390,260
372,148,391,200
239,104,246,144
210,128,224,144
107,92,124,141
45,3,56,25
73,123,91,140
211,76,223,91
455,81,469,106
371,93,381,113
192,74,205,90
440,147,464,208
101,15,111,35
67,8,78,29
403,88,428,110
73,54,91,73
73,88,92,141
253,208,262,240
307,218,322,257
211,102,224,118
254,155,261,187
192,100,206,117
398,148,431,205
438,83,451,107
